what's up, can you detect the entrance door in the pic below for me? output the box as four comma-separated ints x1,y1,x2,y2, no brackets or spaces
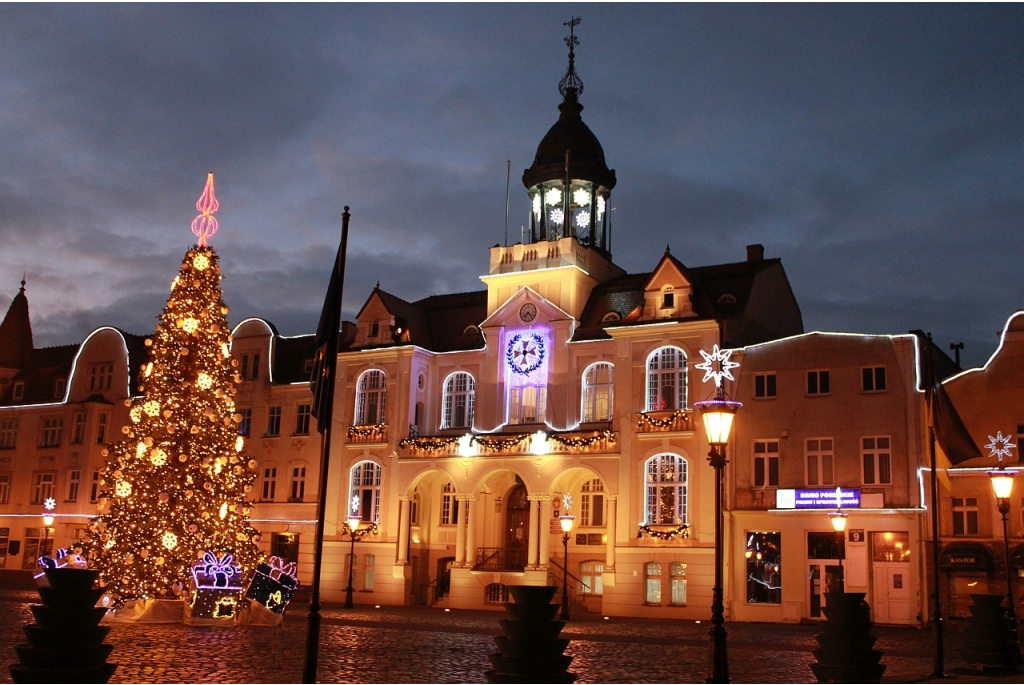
505,483,529,566
436,556,454,600
808,561,843,618
873,563,911,623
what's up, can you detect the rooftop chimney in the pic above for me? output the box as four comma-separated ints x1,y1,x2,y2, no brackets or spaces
746,244,764,262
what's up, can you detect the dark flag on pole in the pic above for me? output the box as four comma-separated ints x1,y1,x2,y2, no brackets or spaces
931,380,983,467
310,241,343,434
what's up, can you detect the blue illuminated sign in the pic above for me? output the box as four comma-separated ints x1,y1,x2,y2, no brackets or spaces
776,488,860,509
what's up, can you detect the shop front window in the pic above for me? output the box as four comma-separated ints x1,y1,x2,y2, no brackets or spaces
746,532,781,604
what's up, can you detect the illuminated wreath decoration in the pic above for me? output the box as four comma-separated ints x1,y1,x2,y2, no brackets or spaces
506,332,546,376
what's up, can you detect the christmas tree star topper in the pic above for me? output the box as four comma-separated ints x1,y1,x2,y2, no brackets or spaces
191,172,219,247
985,431,1016,462
695,344,740,388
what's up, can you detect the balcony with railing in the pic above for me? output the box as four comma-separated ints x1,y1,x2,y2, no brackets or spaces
635,409,693,434
472,547,527,572
398,426,617,458
346,424,387,444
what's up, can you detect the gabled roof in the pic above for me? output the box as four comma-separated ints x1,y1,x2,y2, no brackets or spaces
350,287,488,354
272,334,318,385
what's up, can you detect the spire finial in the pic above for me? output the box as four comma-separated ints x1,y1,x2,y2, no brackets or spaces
558,16,583,101
20,275,25,292
191,172,220,247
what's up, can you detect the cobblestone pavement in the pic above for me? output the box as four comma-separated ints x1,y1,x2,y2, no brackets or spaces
2,587,1022,683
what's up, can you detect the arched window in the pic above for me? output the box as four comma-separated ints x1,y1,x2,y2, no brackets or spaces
581,363,614,423
442,372,475,429
647,347,687,411
645,454,688,525
484,583,509,603
580,478,605,527
661,285,675,310
349,460,382,522
645,562,662,604
670,562,687,604
440,482,460,526
355,370,386,425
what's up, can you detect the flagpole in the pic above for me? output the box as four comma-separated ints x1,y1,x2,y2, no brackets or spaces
302,207,350,684
926,333,945,678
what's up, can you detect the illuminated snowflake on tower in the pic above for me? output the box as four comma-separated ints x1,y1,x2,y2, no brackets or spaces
985,431,1017,463
695,344,740,388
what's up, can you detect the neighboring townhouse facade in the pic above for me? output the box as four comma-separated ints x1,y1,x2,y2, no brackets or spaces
934,310,1024,618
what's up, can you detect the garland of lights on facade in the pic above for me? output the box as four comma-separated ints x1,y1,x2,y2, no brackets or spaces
348,424,386,440
636,409,691,430
637,523,690,540
398,429,615,455
87,174,261,606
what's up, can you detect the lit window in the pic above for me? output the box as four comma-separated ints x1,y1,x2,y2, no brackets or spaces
442,373,475,430
39,418,63,448
670,562,687,605
645,562,662,604
238,408,252,437
0,420,18,450
485,583,509,603
754,373,777,398
349,461,382,522
295,404,311,435
647,347,687,411
262,467,277,501
862,367,886,392
508,386,546,425
71,412,87,444
355,370,387,425
33,472,55,504
952,497,979,536
581,363,614,423
644,454,688,525
746,532,782,604
441,482,460,526
580,479,604,527
805,438,834,486
579,560,604,596
66,469,80,502
807,370,830,395
862,436,892,485
267,406,282,436
753,440,780,488
661,287,675,309
364,554,375,590
290,466,306,502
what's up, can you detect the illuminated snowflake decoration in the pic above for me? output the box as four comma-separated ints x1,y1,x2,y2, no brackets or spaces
351,495,361,515
549,208,564,226
562,494,573,512
575,210,591,229
544,187,563,206
985,431,1017,463
219,502,229,520
150,449,167,466
136,442,148,458
695,344,740,388
235,436,245,453
43,497,57,511
195,372,213,390
192,253,210,271
573,188,591,206
143,400,161,417
532,194,542,218
181,317,199,334
130,407,142,423
115,481,132,498
161,531,178,550
596,195,606,219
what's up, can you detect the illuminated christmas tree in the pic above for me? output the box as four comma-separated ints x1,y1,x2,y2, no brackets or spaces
88,174,261,604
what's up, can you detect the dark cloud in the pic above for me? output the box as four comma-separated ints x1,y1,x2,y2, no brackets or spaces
0,4,1020,369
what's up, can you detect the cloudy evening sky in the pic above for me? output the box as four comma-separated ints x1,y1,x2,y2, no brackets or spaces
0,4,1020,367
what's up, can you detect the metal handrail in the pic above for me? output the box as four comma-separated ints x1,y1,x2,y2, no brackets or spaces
548,556,590,592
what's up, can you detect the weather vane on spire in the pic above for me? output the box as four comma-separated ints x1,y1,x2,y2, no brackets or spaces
191,172,220,247
559,16,584,100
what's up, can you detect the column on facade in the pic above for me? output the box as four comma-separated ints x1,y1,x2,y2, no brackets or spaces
605,495,617,570
464,496,477,569
396,496,410,565
538,496,553,568
454,495,469,566
526,495,541,569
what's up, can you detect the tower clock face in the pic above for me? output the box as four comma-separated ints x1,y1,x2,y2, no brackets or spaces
519,303,538,323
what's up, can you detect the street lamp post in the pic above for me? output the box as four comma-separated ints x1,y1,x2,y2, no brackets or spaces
828,488,848,594
42,512,54,558
344,513,362,609
559,514,576,621
988,467,1017,627
694,389,741,685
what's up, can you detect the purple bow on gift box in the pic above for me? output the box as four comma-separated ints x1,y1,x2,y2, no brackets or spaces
38,547,86,569
191,551,241,588
266,556,298,586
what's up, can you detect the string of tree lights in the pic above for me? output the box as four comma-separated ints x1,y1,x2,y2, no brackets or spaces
87,174,261,606
637,523,690,540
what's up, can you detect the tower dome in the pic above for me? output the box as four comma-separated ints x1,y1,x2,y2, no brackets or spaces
523,18,616,253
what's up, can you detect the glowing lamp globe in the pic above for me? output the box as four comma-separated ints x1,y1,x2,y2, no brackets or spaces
347,514,362,532
559,514,576,534
989,469,1015,500
694,397,742,446
829,510,848,533
42,514,55,527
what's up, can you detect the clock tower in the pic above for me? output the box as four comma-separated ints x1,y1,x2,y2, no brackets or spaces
482,17,624,320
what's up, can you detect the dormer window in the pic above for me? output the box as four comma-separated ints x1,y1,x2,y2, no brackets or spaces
54,378,66,399
601,311,621,323
717,293,737,305
370,319,380,338
12,382,24,402
463,325,479,335
661,287,675,309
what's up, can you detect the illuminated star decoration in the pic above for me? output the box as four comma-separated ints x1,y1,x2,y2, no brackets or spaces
985,431,1017,463
43,497,56,511
695,344,740,388
562,494,573,512
191,172,219,246
350,495,361,515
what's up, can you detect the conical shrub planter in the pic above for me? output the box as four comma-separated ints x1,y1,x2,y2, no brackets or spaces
960,594,1021,671
486,585,576,684
9,568,117,684
809,592,885,684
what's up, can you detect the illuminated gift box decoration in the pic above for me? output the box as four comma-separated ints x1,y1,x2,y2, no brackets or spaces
188,551,243,620
245,556,299,614
34,547,88,583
